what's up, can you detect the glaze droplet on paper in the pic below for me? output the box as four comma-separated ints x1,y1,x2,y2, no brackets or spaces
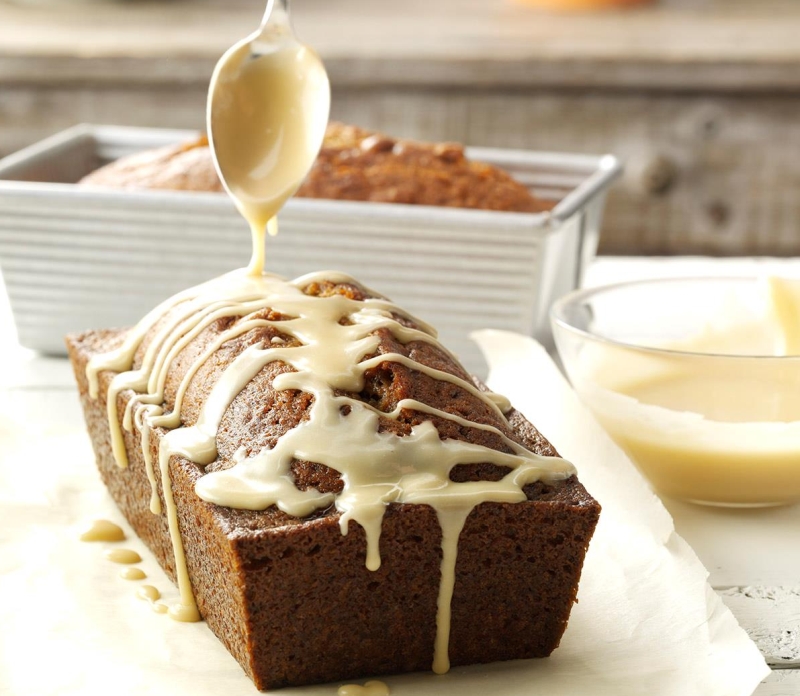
137,585,161,602
338,680,390,696
79,519,125,542
104,548,142,565
119,567,146,581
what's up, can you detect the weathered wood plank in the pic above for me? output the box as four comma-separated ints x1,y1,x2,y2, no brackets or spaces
1,0,800,90
719,587,800,669
755,669,800,696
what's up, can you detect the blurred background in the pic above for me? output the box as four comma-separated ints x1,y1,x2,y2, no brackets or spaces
1,0,798,256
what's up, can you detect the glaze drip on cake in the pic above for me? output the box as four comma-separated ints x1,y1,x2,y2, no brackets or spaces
85,268,575,670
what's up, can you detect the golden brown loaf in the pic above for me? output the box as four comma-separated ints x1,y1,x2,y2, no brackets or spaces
80,135,223,193
67,275,599,690
79,123,549,213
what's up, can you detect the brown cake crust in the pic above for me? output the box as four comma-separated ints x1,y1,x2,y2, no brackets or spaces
80,136,224,192
66,280,599,690
79,123,549,213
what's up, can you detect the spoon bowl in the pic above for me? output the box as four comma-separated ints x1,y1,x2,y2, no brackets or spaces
207,0,330,266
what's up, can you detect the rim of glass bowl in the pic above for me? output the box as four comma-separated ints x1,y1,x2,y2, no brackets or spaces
550,276,800,361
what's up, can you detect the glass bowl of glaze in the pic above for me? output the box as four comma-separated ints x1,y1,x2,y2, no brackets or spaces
551,276,800,507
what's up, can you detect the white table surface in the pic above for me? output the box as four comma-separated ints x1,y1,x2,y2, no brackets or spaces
1,256,799,695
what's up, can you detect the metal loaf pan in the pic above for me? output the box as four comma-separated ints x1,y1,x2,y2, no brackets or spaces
0,125,621,374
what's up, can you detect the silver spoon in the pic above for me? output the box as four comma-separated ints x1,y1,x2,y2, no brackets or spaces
207,0,330,274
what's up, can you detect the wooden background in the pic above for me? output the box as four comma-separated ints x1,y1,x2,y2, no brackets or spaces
1,0,799,255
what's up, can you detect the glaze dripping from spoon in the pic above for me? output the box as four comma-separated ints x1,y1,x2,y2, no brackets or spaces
207,0,331,276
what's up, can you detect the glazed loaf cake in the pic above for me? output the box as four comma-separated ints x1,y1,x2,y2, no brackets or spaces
79,123,550,213
67,273,599,690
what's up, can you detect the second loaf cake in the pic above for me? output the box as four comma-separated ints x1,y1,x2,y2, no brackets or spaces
79,123,550,213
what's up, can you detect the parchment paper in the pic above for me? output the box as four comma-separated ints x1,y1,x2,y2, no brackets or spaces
0,333,770,696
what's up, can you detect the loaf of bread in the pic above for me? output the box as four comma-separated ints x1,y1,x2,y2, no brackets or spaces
79,123,549,213
67,272,599,690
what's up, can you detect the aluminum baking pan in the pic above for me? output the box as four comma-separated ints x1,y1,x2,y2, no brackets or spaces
0,124,621,374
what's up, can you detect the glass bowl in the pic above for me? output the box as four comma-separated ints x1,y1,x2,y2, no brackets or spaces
551,277,800,507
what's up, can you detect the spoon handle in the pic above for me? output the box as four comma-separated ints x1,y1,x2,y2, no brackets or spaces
261,0,290,31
